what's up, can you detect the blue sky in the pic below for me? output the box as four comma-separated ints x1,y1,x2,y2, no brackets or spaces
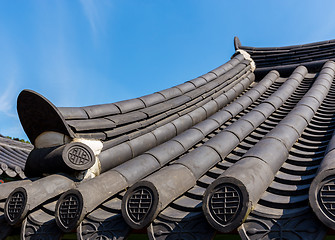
1,0,335,141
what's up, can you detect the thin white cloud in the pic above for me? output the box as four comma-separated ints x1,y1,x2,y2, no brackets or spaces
0,25,19,119
80,0,101,35
0,79,17,118
79,0,111,37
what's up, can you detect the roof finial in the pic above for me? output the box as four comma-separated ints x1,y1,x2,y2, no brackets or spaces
234,36,241,50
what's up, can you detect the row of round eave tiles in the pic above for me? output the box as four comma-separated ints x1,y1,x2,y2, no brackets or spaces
165,78,310,215
256,81,335,213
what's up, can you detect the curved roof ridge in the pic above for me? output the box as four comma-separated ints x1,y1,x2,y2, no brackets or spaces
235,36,335,51
234,36,335,77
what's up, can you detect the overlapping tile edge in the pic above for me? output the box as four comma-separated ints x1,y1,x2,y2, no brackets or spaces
1,37,335,240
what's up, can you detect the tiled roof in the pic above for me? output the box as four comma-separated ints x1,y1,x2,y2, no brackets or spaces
235,36,335,77
0,135,32,179
1,37,335,239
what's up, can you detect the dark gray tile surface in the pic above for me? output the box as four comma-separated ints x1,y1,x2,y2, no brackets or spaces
0,135,32,179
2,38,335,240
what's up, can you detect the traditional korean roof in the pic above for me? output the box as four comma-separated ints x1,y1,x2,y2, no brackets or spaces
0,135,32,179
1,37,335,240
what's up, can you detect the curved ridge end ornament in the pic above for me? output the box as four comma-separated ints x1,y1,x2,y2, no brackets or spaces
17,89,75,144
202,177,250,233
235,49,256,72
309,170,335,230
